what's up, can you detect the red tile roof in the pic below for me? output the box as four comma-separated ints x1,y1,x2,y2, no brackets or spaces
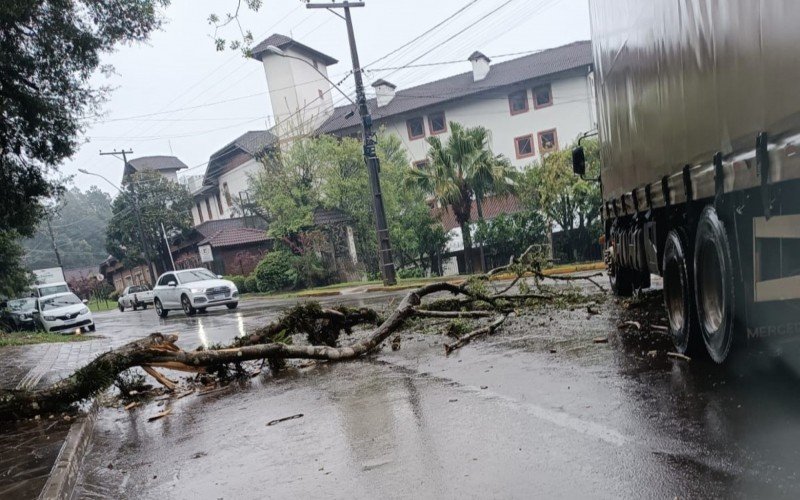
432,195,525,231
198,227,270,248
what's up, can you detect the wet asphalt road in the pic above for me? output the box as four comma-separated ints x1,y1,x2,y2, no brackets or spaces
70,280,800,499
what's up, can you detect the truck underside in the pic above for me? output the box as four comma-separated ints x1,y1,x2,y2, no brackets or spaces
604,137,800,362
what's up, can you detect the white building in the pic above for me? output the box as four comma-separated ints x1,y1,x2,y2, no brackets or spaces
255,35,596,168
190,130,275,226
123,155,187,183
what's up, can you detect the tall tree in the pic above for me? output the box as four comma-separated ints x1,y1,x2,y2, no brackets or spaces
519,138,602,262
22,186,113,269
0,0,168,293
106,171,193,274
407,122,515,274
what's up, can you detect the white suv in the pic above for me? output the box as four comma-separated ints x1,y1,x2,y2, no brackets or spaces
152,268,239,317
34,292,95,333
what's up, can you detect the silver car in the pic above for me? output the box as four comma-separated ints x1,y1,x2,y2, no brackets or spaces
152,268,239,317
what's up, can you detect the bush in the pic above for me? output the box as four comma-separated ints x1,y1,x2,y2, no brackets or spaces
109,290,120,301
293,252,334,288
397,267,424,279
254,251,299,292
244,275,258,294
226,275,247,293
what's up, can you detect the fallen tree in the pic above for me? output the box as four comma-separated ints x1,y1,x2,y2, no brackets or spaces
0,247,603,420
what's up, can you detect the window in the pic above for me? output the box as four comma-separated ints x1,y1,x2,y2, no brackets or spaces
216,193,224,215
428,111,447,135
413,159,429,169
538,129,559,153
177,268,217,284
223,182,232,206
196,202,204,223
157,273,175,286
508,90,529,115
406,117,425,140
533,84,552,109
514,134,535,159
205,197,213,220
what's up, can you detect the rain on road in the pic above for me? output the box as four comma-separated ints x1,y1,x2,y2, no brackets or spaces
61,280,800,499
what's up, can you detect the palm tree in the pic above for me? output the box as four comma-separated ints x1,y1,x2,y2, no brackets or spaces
407,122,515,274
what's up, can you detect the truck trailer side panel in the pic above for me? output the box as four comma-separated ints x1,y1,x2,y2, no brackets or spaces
591,0,800,201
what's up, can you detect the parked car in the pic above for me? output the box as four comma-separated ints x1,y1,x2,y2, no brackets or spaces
152,268,239,317
118,285,155,312
2,297,37,331
33,292,95,333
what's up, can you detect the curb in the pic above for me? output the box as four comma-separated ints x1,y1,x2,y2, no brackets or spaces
38,400,98,500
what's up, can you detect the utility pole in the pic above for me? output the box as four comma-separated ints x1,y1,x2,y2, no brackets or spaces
99,149,156,284
45,215,63,268
161,222,176,271
307,1,397,285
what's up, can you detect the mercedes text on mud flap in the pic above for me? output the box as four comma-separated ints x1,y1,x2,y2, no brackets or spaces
118,285,155,312
152,268,239,318
575,0,800,363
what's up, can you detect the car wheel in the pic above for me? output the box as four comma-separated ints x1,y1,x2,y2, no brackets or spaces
155,298,169,318
118,304,124,312
133,303,138,311
694,206,736,364
142,304,148,310
226,302,238,310
89,324,96,332
181,295,197,316
198,308,207,313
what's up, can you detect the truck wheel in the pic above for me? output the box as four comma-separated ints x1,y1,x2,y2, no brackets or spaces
663,228,703,355
154,298,169,318
694,206,736,363
181,295,197,316
118,304,124,312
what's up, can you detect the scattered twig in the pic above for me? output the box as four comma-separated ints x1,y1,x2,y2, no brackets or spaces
142,366,177,392
619,321,641,330
667,352,691,362
651,324,669,332
412,308,495,319
147,408,172,421
592,337,609,344
267,413,304,426
444,314,510,355
124,401,139,411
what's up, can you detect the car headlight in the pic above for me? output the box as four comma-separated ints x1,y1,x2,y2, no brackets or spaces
190,287,206,294
43,315,56,321
79,307,89,315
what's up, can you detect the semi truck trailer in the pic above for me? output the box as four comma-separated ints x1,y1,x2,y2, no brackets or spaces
573,0,800,363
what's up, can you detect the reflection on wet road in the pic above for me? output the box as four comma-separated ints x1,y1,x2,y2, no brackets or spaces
70,286,800,499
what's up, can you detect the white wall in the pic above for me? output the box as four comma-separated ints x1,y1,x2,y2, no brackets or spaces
217,157,262,211
376,70,595,168
261,47,334,139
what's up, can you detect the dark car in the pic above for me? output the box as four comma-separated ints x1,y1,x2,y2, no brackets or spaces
2,297,38,331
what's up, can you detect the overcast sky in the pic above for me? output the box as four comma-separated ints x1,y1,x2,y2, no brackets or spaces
66,0,590,194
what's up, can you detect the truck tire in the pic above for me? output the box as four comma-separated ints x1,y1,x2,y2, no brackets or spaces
118,303,124,312
662,228,703,355
694,206,736,363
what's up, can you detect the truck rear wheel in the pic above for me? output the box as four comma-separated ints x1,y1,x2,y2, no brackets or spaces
663,228,703,355
694,206,736,363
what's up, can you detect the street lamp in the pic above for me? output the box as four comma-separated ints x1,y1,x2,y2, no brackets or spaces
77,168,161,280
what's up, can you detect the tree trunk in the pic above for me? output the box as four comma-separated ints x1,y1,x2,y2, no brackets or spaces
475,197,486,273
460,221,474,275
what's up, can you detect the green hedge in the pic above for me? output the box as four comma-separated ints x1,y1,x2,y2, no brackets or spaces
254,251,298,292
225,275,247,293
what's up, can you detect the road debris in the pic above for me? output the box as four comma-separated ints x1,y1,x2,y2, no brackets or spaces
147,408,172,421
651,324,669,332
619,320,641,330
667,352,691,362
124,401,139,411
267,413,304,426
593,336,609,344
